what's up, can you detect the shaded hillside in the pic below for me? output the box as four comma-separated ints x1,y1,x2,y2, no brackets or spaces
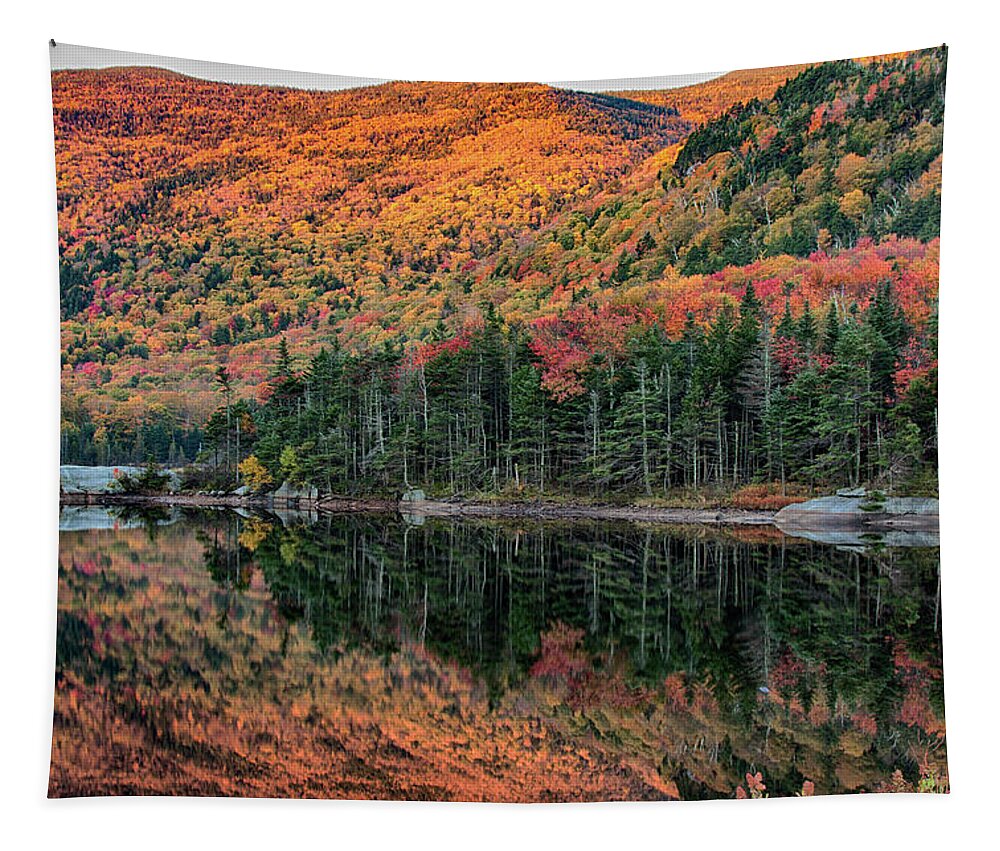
610,50,919,126
493,47,945,300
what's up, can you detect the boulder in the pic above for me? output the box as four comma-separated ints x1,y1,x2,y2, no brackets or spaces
272,482,318,504
60,465,141,494
775,494,939,531
835,486,867,498
59,465,181,494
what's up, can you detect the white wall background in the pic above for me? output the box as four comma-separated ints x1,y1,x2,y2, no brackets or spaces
2,2,996,848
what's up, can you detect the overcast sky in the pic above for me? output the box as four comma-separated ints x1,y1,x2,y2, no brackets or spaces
50,41,722,92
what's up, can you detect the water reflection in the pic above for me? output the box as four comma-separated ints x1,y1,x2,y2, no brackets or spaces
50,508,947,800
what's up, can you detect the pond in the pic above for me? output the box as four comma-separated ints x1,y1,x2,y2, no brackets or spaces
50,506,947,800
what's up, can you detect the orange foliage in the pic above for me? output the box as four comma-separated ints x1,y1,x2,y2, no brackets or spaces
729,482,810,510
614,64,811,125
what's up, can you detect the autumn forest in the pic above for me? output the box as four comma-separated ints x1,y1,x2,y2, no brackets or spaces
54,47,945,501
51,44,948,803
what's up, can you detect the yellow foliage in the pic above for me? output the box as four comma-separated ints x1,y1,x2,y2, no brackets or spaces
238,455,273,490
839,188,871,221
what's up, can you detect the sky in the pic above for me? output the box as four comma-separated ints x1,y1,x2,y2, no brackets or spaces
49,41,722,92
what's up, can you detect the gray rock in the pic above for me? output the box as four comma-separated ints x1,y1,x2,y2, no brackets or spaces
59,505,181,532
60,465,181,494
775,494,939,532
272,482,318,503
780,526,940,548
401,488,427,503
883,497,939,515
835,487,867,498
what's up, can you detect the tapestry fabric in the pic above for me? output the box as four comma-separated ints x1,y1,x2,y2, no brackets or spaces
50,42,948,801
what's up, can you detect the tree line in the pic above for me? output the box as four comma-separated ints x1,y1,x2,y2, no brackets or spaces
191,278,936,499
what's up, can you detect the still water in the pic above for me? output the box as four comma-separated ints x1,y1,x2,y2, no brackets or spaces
50,506,947,800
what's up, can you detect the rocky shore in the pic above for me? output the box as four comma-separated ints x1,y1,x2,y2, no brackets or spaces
59,468,938,540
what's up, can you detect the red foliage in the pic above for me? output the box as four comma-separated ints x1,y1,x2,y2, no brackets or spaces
412,332,473,367
73,559,99,576
530,622,589,681
773,336,808,379
892,640,945,737
567,670,651,712
663,672,688,710
746,771,766,794
529,304,657,400
894,338,937,397
735,771,767,799
530,623,649,711
528,321,591,401
730,483,807,510
769,648,808,690
851,709,878,737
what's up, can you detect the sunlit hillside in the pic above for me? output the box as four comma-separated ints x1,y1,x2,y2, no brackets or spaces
54,47,945,499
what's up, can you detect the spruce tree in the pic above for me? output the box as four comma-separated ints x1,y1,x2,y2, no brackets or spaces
822,302,841,356
797,299,818,352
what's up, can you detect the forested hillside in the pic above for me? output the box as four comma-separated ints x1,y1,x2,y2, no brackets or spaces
611,62,811,124
55,47,946,499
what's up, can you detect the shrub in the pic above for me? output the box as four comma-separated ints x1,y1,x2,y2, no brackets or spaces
113,461,170,495
729,482,810,510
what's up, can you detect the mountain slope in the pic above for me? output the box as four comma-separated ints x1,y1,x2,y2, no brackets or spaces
610,62,811,125
54,48,945,472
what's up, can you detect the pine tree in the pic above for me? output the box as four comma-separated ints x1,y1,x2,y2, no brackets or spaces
822,302,841,356
510,364,547,489
866,280,910,401
604,358,664,494
275,335,293,380
735,281,763,362
797,299,818,352
776,282,796,339
813,322,876,485
735,317,779,478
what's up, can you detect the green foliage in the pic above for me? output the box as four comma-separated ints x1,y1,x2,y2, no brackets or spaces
112,461,171,495
214,276,937,498
670,47,945,267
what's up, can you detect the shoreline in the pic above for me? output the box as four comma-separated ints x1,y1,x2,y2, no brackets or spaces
59,491,774,524
58,492,939,533
397,499,776,525
59,491,396,513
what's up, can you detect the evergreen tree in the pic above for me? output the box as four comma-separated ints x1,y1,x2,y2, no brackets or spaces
822,301,841,356
776,283,796,339
604,358,664,494
797,299,818,352
866,280,910,401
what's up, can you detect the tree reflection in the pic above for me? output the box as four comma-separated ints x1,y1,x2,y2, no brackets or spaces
50,510,945,800
195,511,945,795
